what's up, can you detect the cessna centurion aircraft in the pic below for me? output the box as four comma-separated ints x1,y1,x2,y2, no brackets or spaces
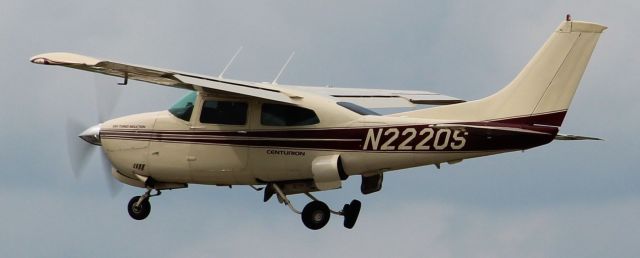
31,17,605,230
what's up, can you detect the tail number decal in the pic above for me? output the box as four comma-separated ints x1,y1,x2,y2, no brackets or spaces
363,128,467,151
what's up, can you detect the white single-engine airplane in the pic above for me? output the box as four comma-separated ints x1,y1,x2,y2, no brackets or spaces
31,17,605,230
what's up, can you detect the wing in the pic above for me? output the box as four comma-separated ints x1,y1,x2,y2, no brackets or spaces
287,85,464,108
30,52,295,104
31,52,463,108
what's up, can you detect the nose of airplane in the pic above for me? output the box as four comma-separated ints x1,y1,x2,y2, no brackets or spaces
79,124,102,146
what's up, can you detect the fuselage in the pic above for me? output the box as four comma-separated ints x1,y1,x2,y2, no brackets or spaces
99,90,557,188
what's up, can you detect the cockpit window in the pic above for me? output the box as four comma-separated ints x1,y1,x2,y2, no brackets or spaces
169,91,197,121
337,102,380,116
200,100,248,125
261,103,320,126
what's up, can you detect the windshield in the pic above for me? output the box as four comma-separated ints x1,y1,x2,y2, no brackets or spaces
169,91,197,121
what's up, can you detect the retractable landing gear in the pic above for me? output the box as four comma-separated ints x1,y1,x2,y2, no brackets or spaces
301,201,330,230
342,199,361,229
127,188,161,220
267,184,361,230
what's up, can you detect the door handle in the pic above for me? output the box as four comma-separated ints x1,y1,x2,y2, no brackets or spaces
237,130,247,134
187,156,197,161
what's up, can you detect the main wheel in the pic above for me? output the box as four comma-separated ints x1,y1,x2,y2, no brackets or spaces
301,201,330,230
342,199,361,229
127,196,151,220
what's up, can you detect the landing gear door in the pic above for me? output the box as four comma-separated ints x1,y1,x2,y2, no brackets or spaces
187,97,250,185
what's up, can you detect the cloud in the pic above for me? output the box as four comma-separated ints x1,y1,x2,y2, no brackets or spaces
167,197,640,258
6,185,638,258
1,0,639,257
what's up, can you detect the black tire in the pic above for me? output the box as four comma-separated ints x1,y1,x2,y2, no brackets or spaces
127,196,151,220
301,201,330,230
343,199,361,229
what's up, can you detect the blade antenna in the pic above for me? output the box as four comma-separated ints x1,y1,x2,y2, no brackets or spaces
218,46,243,78
272,51,295,85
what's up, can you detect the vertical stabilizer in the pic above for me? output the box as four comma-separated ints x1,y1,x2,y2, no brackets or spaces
394,19,606,126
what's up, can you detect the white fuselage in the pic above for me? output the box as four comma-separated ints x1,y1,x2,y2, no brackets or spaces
100,90,553,188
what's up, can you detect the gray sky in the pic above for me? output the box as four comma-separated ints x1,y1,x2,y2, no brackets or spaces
1,1,638,257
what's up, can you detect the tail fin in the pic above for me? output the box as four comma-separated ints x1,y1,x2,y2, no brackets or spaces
395,19,606,126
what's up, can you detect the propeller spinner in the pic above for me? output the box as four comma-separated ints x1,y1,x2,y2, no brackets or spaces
79,124,101,146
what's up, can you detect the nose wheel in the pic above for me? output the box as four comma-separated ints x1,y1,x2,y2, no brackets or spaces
127,188,161,220
127,196,151,220
267,183,362,230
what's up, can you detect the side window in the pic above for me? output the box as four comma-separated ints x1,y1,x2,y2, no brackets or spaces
200,100,248,125
261,103,320,126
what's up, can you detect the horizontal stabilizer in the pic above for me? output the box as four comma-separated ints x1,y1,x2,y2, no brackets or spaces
555,134,603,141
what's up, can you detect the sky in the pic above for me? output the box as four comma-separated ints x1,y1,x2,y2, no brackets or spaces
1,0,639,257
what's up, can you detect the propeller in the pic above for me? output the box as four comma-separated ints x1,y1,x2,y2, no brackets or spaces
66,118,94,178
65,74,123,196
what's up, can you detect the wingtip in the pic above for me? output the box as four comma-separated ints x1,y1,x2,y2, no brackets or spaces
30,53,53,65
29,52,101,66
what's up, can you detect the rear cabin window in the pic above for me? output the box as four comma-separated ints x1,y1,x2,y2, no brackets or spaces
200,100,248,125
261,103,320,126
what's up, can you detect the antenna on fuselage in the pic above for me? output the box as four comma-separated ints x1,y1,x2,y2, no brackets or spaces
272,51,295,85
218,46,243,78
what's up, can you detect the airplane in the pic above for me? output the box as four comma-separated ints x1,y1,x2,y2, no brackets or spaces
30,17,605,230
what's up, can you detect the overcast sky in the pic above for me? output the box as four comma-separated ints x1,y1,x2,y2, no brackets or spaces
1,1,638,257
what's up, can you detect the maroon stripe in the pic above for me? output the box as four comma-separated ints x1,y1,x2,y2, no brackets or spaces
460,121,559,134
102,127,365,139
101,124,556,152
490,111,567,127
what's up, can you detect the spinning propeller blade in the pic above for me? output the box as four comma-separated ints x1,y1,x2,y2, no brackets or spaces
66,118,94,178
94,75,122,122
100,150,123,196
64,74,123,195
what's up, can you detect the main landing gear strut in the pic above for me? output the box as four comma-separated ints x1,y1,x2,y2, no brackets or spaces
266,183,361,230
127,188,161,220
